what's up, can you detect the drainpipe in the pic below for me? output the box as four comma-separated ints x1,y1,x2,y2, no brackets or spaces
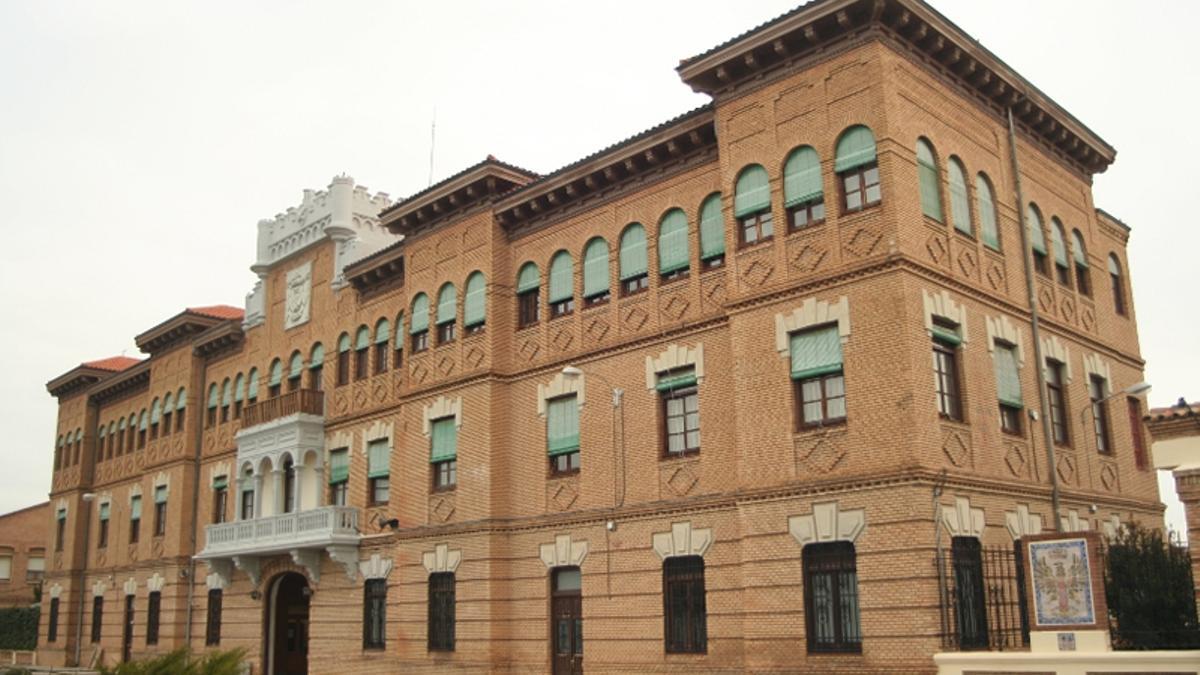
1006,105,1063,532
184,352,208,645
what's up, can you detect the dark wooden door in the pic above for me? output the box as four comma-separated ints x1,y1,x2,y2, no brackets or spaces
551,568,582,675
122,595,134,663
272,573,309,675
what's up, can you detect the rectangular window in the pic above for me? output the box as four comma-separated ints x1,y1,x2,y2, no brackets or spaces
1090,376,1112,454
841,164,881,213
547,395,580,476
25,553,44,583
428,573,456,651
739,210,774,247
287,373,301,393
1076,265,1091,297
518,290,540,328
431,418,458,491
621,274,649,297
240,486,255,521
130,496,141,544
951,537,989,649
355,346,370,381
153,486,168,537
790,325,846,429
310,364,324,391
363,578,387,650
1128,397,1148,470
933,329,964,422
205,589,222,646
411,330,429,353
803,542,862,653
91,596,103,643
146,590,161,645
993,341,1023,436
550,297,575,319
367,439,390,505
433,460,457,491
329,448,349,506
330,481,348,507
48,597,60,642
176,409,185,433
212,484,228,524
98,518,109,550
661,382,700,457
56,512,66,551
788,198,825,232
0,555,9,581
374,342,388,374
337,350,351,386
663,556,707,653
1046,361,1069,446
1033,250,1049,277
437,321,457,344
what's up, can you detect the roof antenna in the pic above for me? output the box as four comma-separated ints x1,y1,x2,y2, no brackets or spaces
427,106,437,187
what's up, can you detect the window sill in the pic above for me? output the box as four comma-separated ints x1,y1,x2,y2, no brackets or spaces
841,202,882,219
619,288,648,300
515,322,540,332
807,646,864,655
795,418,847,434
659,272,690,285
582,296,610,310
737,236,774,251
661,450,700,461
952,229,977,242
787,220,826,235
548,469,581,479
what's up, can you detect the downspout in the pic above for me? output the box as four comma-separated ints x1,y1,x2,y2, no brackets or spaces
932,469,948,647
184,351,208,645
73,399,99,667
1006,106,1063,531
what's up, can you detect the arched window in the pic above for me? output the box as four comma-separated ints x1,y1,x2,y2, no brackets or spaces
1109,254,1126,316
373,319,390,374
516,263,541,328
161,393,174,438
658,208,690,282
354,326,371,380
1051,217,1071,287
1027,203,1048,276
336,333,352,385
220,379,232,422
393,313,404,369
410,293,431,352
207,384,219,428
245,367,258,406
1071,230,1091,296
783,148,825,232
618,224,648,296
734,164,773,246
548,251,575,319
698,193,725,269
137,410,148,449
149,397,161,439
916,139,943,222
127,413,137,452
976,173,999,250
117,419,127,455
309,343,324,390
463,272,486,334
289,351,304,391
436,283,457,344
233,374,245,418
835,125,880,213
107,421,117,459
176,386,187,431
268,358,283,398
948,157,971,235
581,239,610,307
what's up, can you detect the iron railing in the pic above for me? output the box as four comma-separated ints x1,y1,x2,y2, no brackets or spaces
936,543,1029,651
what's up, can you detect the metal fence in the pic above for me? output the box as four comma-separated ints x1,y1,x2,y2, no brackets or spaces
935,542,1029,651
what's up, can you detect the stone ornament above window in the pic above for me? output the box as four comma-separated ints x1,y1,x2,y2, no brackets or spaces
775,296,850,356
1005,504,1044,540
1042,335,1074,383
645,344,705,390
55,497,69,517
205,572,227,591
361,419,394,456
359,552,394,580
284,261,313,330
1083,353,1112,395
128,484,142,503
422,396,463,437
788,501,866,547
923,289,969,342
539,533,589,568
652,521,713,560
326,430,354,459
147,572,165,593
986,314,1025,365
1060,509,1090,533
123,577,138,596
92,579,108,597
208,461,231,486
153,471,169,492
422,543,462,574
49,583,62,599
941,496,985,538
538,372,585,416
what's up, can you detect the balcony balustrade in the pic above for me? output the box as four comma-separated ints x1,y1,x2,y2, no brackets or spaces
197,505,360,585
242,389,324,428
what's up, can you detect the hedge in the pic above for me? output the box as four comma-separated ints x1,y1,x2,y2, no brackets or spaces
0,606,39,650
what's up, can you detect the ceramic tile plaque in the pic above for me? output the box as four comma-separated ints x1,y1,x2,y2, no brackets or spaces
1029,537,1095,626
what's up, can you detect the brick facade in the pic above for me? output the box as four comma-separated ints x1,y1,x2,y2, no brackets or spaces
39,1,1159,672
0,502,48,608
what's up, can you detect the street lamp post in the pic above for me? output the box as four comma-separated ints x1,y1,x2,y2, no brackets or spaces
1079,381,1151,453
74,492,96,667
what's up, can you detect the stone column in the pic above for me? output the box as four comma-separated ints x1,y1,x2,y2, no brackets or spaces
314,465,326,507
1174,467,1200,607
271,469,284,516
293,464,304,513
253,473,264,519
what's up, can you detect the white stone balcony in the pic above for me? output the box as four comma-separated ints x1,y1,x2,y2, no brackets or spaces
197,506,361,586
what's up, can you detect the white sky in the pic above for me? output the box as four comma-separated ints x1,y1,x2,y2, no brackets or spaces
0,1,1194,537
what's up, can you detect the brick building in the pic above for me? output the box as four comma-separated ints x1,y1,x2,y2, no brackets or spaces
38,0,1161,672
0,502,48,608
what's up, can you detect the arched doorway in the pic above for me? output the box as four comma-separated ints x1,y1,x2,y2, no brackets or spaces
265,572,309,675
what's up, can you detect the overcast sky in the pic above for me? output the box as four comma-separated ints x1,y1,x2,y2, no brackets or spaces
0,1,1193,536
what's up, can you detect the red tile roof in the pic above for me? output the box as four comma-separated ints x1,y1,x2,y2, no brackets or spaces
83,356,142,372
1146,400,1200,421
186,305,244,321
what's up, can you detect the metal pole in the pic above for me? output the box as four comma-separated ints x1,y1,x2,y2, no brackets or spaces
1007,106,1062,532
73,497,92,667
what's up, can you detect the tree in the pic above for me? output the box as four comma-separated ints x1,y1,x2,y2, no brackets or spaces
1105,523,1199,649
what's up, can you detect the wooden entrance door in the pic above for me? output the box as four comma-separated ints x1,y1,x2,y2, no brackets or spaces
122,594,134,663
271,572,309,675
551,567,583,675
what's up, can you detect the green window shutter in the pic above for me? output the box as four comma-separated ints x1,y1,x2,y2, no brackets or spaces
163,393,174,412
98,426,106,439
393,315,404,346
546,396,580,456
464,272,486,326
698,194,725,261
655,367,698,392
177,387,187,410
783,148,823,208
138,411,148,431
355,326,371,350
207,385,219,408
1027,206,1047,254
269,360,283,387
734,165,771,217
917,140,943,221
99,503,110,521
328,449,349,484
310,344,324,368
410,294,430,333
130,498,141,520
75,429,82,443
582,239,610,299
516,263,540,294
234,375,245,403
548,252,574,303
289,354,303,378
835,125,877,172
154,486,168,505
993,343,1023,408
221,382,232,406
212,475,228,490
1051,220,1069,267
657,209,690,275
374,320,390,344
977,175,999,250
1071,231,1088,268
1108,255,1121,276
789,325,844,380
244,371,257,400
338,334,351,353
437,284,457,325
932,326,962,346
430,418,457,462
948,158,971,235
618,224,647,280
150,399,161,424
56,507,66,521
119,418,126,431
367,439,390,478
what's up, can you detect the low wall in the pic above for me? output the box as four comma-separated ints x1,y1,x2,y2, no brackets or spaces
935,649,1200,675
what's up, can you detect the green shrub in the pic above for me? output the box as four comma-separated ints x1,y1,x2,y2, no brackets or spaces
1105,523,1200,649
99,647,247,675
0,606,38,650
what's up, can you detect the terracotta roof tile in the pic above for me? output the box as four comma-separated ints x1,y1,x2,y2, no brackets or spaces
1146,401,1200,421
83,356,142,372
186,305,244,321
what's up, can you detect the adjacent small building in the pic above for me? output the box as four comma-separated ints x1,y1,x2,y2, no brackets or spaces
0,502,49,608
